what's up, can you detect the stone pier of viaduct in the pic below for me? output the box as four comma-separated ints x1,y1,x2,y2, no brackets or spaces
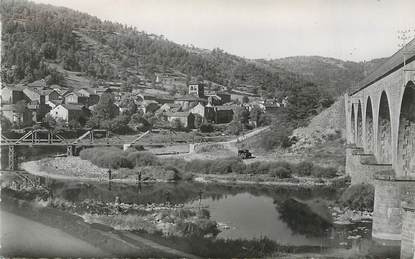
345,39,415,259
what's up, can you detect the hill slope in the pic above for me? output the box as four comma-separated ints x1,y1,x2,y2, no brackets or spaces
261,56,387,96
1,0,319,99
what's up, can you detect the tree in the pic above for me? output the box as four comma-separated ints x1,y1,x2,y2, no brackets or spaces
45,68,64,86
242,96,249,104
15,100,27,114
1,115,12,132
194,114,204,128
43,114,57,129
68,119,81,130
227,120,243,135
94,93,119,121
249,105,263,127
234,107,249,125
171,118,183,130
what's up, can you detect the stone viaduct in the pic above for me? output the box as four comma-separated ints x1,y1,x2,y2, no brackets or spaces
345,39,415,259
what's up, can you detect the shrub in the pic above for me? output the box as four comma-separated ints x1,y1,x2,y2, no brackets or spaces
294,161,314,176
339,184,375,211
269,166,291,178
311,166,337,178
126,151,159,166
259,128,292,151
200,123,214,133
195,144,226,153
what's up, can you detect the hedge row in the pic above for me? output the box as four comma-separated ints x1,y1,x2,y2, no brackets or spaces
79,147,338,179
163,158,338,179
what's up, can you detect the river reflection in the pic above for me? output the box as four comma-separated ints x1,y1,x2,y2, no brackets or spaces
1,171,375,249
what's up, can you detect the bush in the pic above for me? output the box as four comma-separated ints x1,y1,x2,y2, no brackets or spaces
200,123,214,133
259,128,292,151
79,147,133,169
126,151,159,166
339,184,375,211
311,166,337,178
294,161,314,176
79,147,159,169
269,166,291,178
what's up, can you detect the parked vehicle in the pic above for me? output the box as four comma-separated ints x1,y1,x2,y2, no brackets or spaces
238,149,252,159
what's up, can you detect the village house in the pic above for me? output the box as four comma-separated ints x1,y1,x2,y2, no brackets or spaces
1,85,26,104
48,104,90,123
23,88,46,104
22,88,50,121
211,105,241,124
188,82,205,98
189,103,215,122
156,103,182,114
64,91,89,106
1,104,33,127
77,88,100,106
205,91,232,106
164,112,195,129
51,85,71,97
174,95,207,111
41,89,61,103
46,99,63,109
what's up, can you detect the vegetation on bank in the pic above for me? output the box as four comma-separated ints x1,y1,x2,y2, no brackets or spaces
78,147,340,180
338,184,375,212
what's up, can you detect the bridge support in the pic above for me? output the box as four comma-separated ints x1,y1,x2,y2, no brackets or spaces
372,175,415,245
8,145,16,170
401,201,415,259
345,146,392,185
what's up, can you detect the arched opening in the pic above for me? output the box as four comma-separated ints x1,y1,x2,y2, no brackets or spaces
377,91,392,164
365,97,374,153
350,104,355,144
398,82,415,176
356,101,363,147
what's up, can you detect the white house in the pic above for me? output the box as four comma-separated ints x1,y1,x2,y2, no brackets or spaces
49,104,90,123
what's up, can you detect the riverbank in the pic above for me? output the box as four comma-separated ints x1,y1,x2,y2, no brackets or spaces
21,157,180,183
21,156,349,190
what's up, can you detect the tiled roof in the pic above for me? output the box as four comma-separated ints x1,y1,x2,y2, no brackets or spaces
23,88,41,100
351,38,415,94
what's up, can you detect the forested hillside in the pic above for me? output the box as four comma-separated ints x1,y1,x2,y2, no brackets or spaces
262,56,387,96
1,0,307,96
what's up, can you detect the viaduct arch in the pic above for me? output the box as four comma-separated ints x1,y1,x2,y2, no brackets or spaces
345,39,415,259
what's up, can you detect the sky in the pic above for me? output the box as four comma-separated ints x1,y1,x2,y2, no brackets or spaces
33,0,415,62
